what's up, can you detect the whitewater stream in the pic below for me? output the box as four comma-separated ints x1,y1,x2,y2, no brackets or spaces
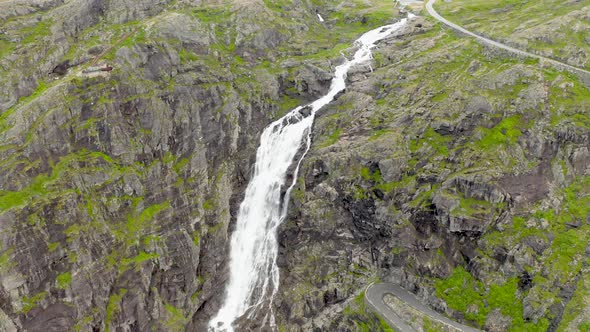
209,14,413,332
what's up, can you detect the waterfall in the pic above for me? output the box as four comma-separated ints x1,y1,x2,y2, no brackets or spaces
209,14,413,332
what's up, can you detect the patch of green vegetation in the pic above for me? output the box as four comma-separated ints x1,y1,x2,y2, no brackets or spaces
263,0,294,12
97,94,114,105
481,175,589,328
105,288,128,332
487,278,527,331
580,322,590,332
410,185,438,208
20,291,47,314
449,192,498,217
0,190,31,212
193,7,232,24
47,242,60,252
192,230,201,247
548,73,590,130
120,251,159,272
202,198,215,211
301,42,350,61
162,151,177,165
142,235,162,247
20,19,53,44
126,201,171,235
291,177,306,203
0,39,15,58
68,251,78,264
98,21,146,62
164,303,189,331
0,149,88,211
179,48,199,63
278,95,302,116
546,228,589,282
410,127,452,157
475,115,523,150
432,90,449,102
56,271,72,289
435,266,486,325
435,266,552,330
375,175,417,195
356,316,394,332
0,249,15,273
368,128,392,141
73,313,95,332
173,157,190,174
526,177,590,283
360,166,381,183
64,223,84,242
559,176,590,226
330,0,398,39
557,158,569,177
120,28,146,48
233,55,245,66
485,215,545,249
254,59,283,75
318,122,343,148
1,79,50,128
557,271,590,331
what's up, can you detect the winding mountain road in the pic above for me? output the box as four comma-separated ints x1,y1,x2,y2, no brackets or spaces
365,283,414,332
365,283,480,332
425,0,590,77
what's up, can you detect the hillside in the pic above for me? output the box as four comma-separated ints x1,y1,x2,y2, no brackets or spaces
437,0,590,70
0,0,589,331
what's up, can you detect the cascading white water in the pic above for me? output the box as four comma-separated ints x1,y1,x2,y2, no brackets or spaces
209,14,413,332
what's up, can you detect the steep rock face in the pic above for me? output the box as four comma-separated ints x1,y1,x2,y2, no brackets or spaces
0,0,405,330
0,39,273,332
276,14,590,332
0,10,273,332
432,175,510,235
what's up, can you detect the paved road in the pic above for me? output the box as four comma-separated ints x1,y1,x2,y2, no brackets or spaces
365,283,481,332
365,283,415,332
425,0,590,77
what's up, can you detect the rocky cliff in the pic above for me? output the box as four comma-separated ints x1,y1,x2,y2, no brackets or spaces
0,0,402,330
1,0,589,331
